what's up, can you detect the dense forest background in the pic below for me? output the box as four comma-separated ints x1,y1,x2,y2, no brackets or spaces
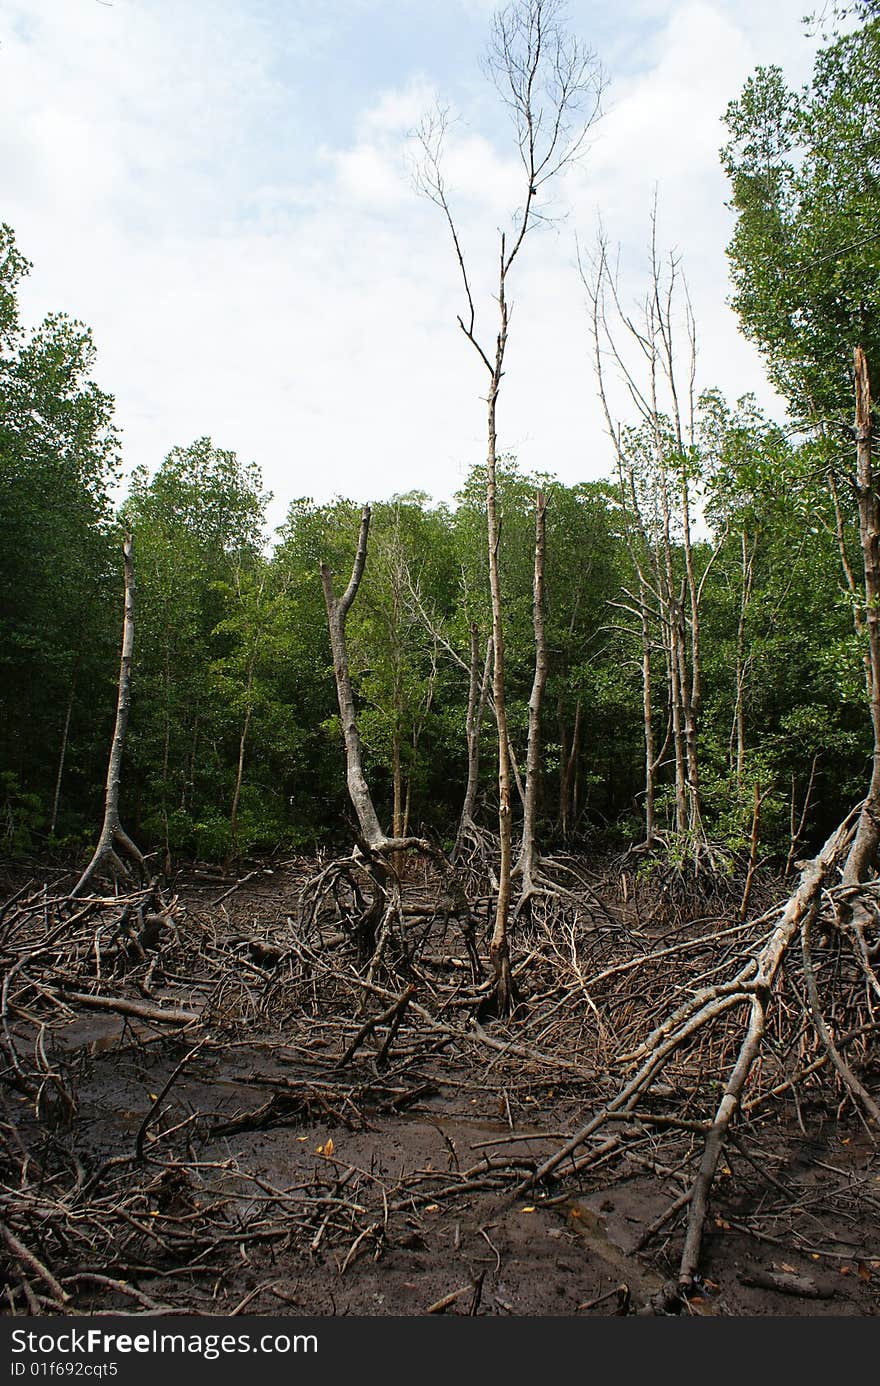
2,3,879,875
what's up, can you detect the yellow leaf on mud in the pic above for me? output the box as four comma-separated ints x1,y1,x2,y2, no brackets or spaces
297,1136,308,1142
324,1137,334,1157
520,1206,536,1214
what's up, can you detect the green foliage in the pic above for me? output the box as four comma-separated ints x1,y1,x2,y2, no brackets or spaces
0,225,119,844
722,13,880,424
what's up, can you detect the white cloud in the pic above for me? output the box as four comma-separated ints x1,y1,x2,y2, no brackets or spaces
0,0,822,535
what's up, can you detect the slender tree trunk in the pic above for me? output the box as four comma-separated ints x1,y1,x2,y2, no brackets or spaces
392,732,404,840
515,490,548,887
559,698,582,840
320,506,386,851
665,608,688,835
676,602,702,835
50,677,76,838
845,347,880,883
785,753,819,878
229,663,255,858
184,709,199,814
731,530,754,795
486,277,516,1011
453,627,493,859
679,459,704,833
161,645,172,872
72,535,144,897
639,579,656,848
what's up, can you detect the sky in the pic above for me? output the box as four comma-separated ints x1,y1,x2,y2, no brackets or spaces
1,0,825,532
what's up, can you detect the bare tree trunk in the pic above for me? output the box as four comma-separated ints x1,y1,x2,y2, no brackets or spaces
558,698,582,840
229,663,255,858
453,626,493,860
731,530,754,795
844,347,880,883
665,609,688,835
416,0,603,1009
320,506,386,851
785,754,819,878
72,535,144,897
639,580,656,848
50,676,76,838
392,732,404,840
486,340,516,1012
161,645,172,871
516,490,548,888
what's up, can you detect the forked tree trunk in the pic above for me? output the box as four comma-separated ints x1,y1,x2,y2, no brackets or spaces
516,490,548,887
320,506,386,851
844,346,880,884
71,534,145,897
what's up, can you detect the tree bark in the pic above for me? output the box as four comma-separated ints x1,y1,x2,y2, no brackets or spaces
72,534,144,897
49,676,76,838
515,490,548,887
486,308,516,1011
453,626,493,859
639,577,656,848
844,346,880,883
320,506,386,851
229,662,255,858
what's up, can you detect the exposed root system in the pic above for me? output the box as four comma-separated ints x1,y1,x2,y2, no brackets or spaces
1,834,878,1316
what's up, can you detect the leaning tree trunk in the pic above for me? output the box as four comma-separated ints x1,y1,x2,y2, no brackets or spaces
515,490,548,890
50,675,76,838
71,534,145,897
845,347,880,885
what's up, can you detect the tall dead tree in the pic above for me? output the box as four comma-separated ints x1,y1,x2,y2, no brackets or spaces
585,220,718,856
71,534,145,898
515,489,548,889
416,0,603,1010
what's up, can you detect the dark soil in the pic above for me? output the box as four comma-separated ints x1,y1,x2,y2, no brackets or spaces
2,857,879,1317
